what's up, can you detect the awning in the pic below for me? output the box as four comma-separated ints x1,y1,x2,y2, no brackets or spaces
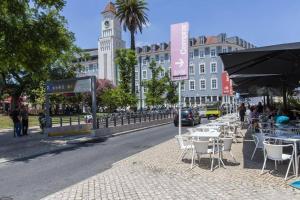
220,42,300,79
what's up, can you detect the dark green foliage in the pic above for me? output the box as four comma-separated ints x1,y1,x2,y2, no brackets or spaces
0,0,78,108
143,61,166,107
115,0,149,94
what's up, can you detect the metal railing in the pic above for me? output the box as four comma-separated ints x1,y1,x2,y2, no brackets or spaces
49,111,175,129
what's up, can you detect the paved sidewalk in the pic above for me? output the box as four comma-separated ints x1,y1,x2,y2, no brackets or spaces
42,130,300,200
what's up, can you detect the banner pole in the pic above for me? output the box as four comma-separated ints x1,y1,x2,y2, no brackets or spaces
178,81,182,136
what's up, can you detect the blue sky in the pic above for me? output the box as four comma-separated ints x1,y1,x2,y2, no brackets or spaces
62,0,300,49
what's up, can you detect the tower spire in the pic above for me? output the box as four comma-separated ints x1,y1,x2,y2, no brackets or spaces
102,1,116,14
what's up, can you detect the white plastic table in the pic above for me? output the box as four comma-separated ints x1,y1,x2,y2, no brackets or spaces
265,134,300,177
190,131,224,171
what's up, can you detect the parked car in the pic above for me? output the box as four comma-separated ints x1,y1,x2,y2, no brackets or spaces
205,104,222,119
196,106,206,118
174,108,201,127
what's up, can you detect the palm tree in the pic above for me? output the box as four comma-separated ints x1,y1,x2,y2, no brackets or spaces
115,0,149,95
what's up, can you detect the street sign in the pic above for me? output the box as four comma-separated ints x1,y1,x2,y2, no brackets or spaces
44,76,98,131
46,77,92,94
171,22,189,81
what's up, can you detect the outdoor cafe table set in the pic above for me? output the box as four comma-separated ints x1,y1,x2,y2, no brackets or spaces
262,123,300,177
184,116,238,171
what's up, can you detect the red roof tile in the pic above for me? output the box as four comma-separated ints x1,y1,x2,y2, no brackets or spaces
102,2,116,14
206,36,218,44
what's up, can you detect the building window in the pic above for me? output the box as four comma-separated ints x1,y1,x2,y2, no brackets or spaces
228,46,232,52
212,96,218,102
222,48,227,53
189,65,195,75
89,64,93,72
199,63,205,74
142,70,147,80
189,80,195,90
168,67,171,77
210,49,216,57
143,87,147,93
160,68,165,77
189,52,194,59
210,62,217,73
200,79,206,90
135,85,139,94
193,49,199,57
180,81,185,91
211,78,217,89
207,96,211,102
142,58,147,65
164,53,169,62
160,56,164,64
135,71,139,80
199,50,204,58
155,54,159,62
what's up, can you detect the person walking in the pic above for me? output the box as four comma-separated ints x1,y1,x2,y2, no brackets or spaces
10,107,21,137
257,102,263,114
20,105,29,136
238,103,246,122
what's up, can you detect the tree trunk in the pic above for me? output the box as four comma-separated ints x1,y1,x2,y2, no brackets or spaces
130,30,136,96
11,95,20,110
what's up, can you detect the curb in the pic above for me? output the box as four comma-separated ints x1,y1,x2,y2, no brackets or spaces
66,121,172,144
0,122,172,164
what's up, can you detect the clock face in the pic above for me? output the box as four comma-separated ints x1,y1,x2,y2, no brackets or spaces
104,20,110,28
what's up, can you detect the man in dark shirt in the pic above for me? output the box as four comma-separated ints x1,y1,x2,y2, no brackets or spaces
257,102,263,114
20,105,29,136
11,108,21,137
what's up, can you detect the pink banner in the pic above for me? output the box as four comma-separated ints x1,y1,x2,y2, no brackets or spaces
222,71,230,95
171,22,189,81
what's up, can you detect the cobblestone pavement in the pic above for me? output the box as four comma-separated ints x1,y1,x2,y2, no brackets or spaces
43,130,300,200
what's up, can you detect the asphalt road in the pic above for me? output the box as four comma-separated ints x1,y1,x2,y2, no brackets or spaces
0,121,203,200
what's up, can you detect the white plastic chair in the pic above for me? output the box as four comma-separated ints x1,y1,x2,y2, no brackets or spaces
220,137,237,163
261,141,295,180
175,135,193,163
191,140,214,169
227,125,238,143
187,128,196,134
251,133,265,160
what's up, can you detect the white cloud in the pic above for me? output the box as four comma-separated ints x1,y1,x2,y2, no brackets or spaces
136,41,149,47
142,22,151,28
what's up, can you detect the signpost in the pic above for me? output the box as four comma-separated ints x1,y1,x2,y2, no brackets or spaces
45,76,97,135
171,22,189,136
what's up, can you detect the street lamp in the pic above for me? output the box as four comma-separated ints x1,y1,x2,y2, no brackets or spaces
139,56,142,111
139,56,150,112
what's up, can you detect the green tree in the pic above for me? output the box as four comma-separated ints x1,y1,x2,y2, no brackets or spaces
115,0,149,95
0,0,77,109
115,49,137,94
165,71,178,106
143,61,166,107
101,87,137,112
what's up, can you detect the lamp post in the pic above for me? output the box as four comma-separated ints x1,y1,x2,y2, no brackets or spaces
139,56,142,111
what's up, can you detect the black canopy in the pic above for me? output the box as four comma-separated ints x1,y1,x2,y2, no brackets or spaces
220,42,300,78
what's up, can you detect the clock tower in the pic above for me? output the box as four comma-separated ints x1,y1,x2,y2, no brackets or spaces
98,2,125,85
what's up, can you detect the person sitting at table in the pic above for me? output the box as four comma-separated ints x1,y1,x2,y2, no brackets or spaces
249,106,259,131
